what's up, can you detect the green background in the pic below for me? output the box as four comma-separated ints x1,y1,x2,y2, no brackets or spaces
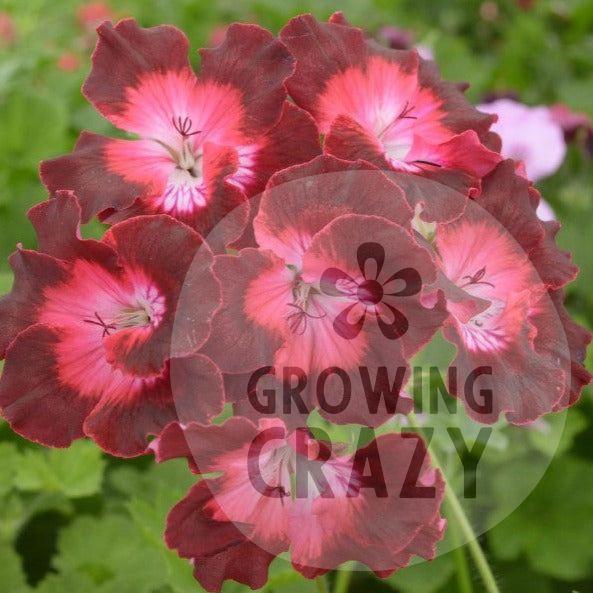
0,1,592,592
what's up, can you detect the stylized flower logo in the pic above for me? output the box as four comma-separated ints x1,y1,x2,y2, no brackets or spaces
320,241,422,340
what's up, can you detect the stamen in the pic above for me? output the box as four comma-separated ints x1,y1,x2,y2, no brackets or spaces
172,115,202,138
82,312,117,337
377,101,418,138
112,305,152,329
411,159,442,168
285,303,326,335
398,101,417,120
460,266,496,289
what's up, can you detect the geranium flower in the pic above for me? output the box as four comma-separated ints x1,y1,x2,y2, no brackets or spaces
152,417,445,592
0,192,223,456
477,98,566,181
40,19,320,249
279,13,501,197
201,156,446,426
434,161,591,423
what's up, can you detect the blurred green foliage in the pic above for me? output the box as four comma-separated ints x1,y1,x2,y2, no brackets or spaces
0,0,592,592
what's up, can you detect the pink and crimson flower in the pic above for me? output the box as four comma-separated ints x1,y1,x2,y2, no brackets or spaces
434,161,592,423
201,156,446,426
279,13,501,198
40,19,320,249
152,417,445,592
0,192,223,456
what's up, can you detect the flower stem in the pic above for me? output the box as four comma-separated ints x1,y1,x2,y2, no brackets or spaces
406,413,500,593
315,575,329,593
334,562,356,593
449,508,474,593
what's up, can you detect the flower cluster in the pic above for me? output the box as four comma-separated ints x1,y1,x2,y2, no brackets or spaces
0,12,590,592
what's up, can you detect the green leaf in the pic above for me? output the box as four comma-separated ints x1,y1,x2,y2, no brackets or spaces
54,514,169,593
14,440,106,498
0,90,68,169
488,455,593,580
36,572,96,593
0,492,26,542
528,408,588,457
108,460,198,592
495,562,554,593
0,541,30,592
0,442,20,496
388,529,455,593
0,271,13,294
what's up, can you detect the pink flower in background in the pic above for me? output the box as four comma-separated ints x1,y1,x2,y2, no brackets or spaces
0,11,16,47
57,51,80,72
76,1,114,31
550,103,592,141
477,98,567,181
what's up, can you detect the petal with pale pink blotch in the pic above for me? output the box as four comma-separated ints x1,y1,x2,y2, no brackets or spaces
83,19,192,130
83,353,223,457
199,23,294,137
289,433,445,577
281,15,498,190
296,214,444,424
254,155,413,266
0,325,98,447
202,249,290,374
436,169,582,423
160,420,445,589
101,215,218,375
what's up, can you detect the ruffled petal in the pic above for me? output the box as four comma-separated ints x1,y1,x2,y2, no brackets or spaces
281,15,498,190
83,19,192,131
254,155,413,265
83,353,223,457
0,325,98,447
547,290,592,410
295,214,444,424
280,14,367,121
202,249,289,374
165,480,278,593
40,132,165,223
199,23,294,137
234,102,321,198
436,162,585,423
45,20,292,243
161,421,444,588
0,249,69,356
28,190,119,266
289,433,445,576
